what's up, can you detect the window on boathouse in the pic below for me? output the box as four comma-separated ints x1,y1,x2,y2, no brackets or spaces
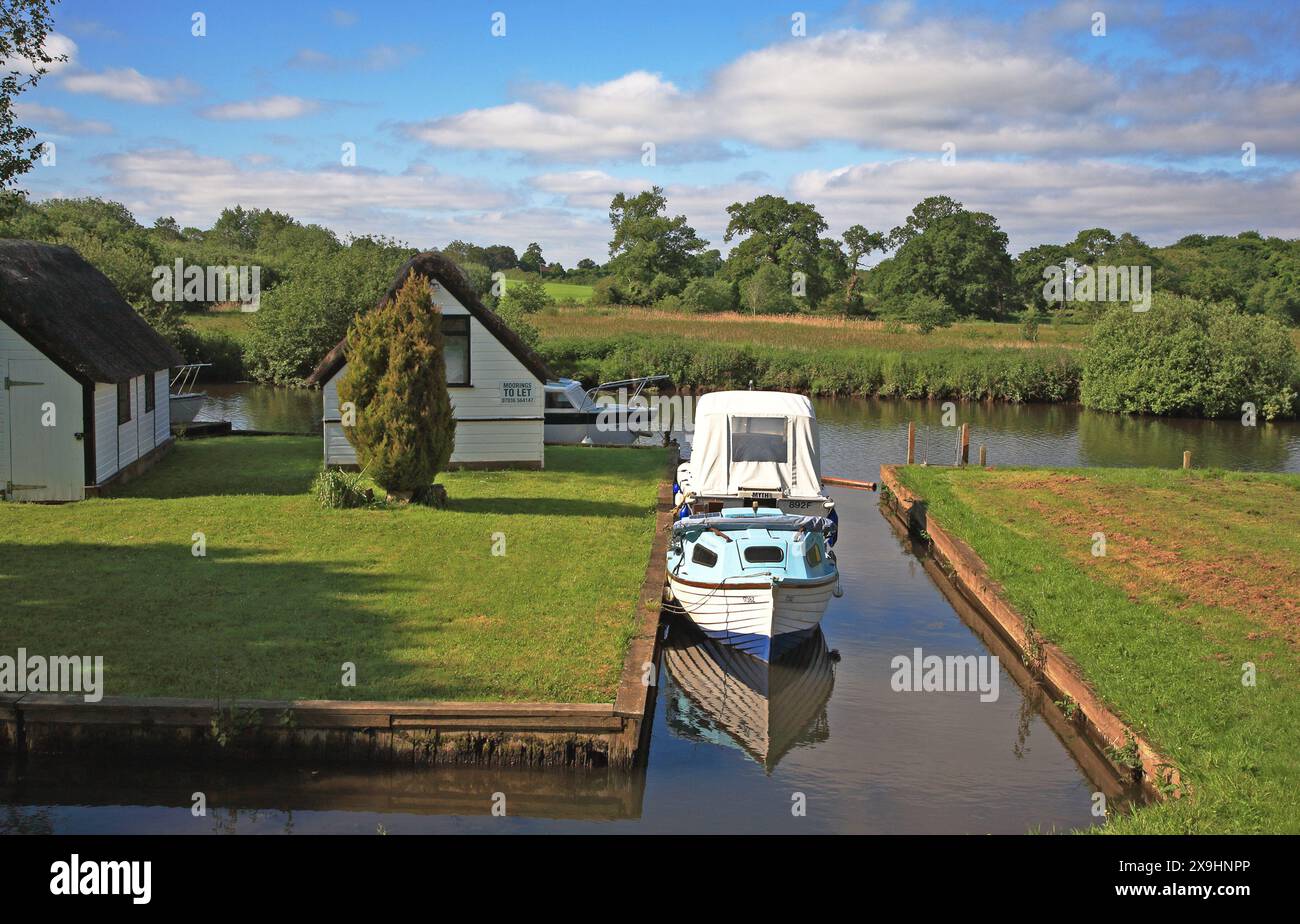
730,416,787,463
145,374,156,413
117,381,132,424
442,315,470,386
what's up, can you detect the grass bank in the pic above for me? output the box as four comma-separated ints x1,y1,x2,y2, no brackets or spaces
0,437,666,703
893,465,1300,833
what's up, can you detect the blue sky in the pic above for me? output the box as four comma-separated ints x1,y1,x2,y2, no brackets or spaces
15,0,1300,263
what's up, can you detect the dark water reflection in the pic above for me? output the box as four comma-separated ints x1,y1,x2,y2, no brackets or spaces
5,387,1295,833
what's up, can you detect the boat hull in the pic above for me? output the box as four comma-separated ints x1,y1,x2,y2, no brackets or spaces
666,573,837,661
169,393,204,425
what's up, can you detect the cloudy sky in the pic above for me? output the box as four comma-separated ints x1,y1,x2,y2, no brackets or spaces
15,0,1300,264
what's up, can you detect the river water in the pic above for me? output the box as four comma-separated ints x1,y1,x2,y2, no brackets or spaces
3,387,1296,834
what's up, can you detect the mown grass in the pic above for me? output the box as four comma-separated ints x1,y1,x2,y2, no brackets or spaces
894,465,1300,833
0,437,666,703
542,281,594,304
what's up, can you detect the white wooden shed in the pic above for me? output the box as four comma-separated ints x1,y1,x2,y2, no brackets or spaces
306,251,552,469
0,240,183,501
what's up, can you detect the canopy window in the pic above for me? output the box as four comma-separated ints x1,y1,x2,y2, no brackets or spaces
730,416,788,463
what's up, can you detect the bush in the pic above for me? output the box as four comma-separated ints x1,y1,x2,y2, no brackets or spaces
590,276,625,306
493,300,541,349
906,293,956,334
1019,305,1041,342
337,274,457,496
244,241,413,383
741,263,798,313
499,277,553,314
312,467,370,508
178,327,246,381
679,277,737,313
1081,294,1299,419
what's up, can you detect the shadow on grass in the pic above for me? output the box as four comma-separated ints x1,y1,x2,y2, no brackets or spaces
448,495,652,518
0,540,523,702
113,437,320,500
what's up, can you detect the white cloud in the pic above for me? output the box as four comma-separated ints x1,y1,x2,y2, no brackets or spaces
529,170,653,208
99,148,516,232
400,22,1300,162
14,102,112,136
61,67,197,104
791,159,1300,252
8,31,77,76
287,43,420,71
200,96,322,121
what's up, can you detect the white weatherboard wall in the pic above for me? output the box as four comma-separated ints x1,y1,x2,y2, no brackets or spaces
0,319,85,501
322,286,544,467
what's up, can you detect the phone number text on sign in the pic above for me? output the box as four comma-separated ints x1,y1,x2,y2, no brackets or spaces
501,381,535,404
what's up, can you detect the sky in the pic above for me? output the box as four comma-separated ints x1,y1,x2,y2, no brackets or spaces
13,0,1300,264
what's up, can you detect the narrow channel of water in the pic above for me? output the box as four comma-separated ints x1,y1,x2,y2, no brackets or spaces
3,387,1295,833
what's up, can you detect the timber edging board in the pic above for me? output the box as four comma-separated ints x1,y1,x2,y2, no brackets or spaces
878,464,1183,803
0,449,676,769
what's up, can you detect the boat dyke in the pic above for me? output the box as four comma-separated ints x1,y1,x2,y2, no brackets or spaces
878,464,1183,801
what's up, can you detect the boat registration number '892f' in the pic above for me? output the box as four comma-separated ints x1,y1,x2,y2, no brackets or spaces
501,382,534,403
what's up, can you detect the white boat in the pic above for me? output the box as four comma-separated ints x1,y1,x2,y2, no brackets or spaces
543,375,668,446
663,619,836,771
169,363,210,425
666,391,840,661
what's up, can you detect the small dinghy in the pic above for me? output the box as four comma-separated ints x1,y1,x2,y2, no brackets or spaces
666,506,840,661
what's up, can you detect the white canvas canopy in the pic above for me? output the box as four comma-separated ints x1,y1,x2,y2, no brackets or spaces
689,391,822,497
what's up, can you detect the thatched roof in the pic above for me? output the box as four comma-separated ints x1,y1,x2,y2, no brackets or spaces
306,250,552,386
0,239,183,384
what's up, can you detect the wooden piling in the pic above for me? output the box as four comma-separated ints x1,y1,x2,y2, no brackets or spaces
959,423,970,466
978,444,986,467
1183,450,1192,470
906,422,916,464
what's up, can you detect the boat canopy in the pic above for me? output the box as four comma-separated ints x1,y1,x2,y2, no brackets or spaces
690,391,821,496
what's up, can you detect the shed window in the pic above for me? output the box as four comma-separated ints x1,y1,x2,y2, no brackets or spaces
691,544,719,568
443,315,470,386
744,545,784,564
145,373,156,413
730,416,787,463
117,381,132,424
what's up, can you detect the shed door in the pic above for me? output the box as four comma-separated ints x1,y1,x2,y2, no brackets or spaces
6,359,52,493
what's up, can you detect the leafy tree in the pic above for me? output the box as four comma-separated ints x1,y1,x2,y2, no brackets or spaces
244,236,415,383
499,276,552,314
679,276,737,313
904,293,956,334
723,195,832,305
0,0,64,187
741,262,798,314
1081,294,1298,419
482,244,518,272
518,241,545,274
868,199,1014,319
841,224,887,312
337,273,456,499
1014,243,1073,311
606,185,708,303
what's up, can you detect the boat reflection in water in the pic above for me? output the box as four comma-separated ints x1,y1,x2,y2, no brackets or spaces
661,616,836,772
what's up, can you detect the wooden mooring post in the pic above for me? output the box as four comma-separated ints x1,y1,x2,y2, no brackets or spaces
907,421,916,464
1183,450,1192,469
959,423,970,466
978,444,987,467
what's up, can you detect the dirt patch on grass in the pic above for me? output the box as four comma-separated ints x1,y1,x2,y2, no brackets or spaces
996,477,1300,647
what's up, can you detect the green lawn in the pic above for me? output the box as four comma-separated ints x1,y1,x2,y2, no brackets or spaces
543,281,594,304
0,438,666,703
185,309,254,341
895,465,1300,833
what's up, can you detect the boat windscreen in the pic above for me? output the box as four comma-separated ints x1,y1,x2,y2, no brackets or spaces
730,416,788,463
